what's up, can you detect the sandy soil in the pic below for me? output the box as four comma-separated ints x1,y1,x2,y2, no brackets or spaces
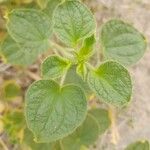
84,0,150,149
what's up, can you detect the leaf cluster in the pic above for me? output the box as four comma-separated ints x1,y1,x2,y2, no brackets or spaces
0,0,148,149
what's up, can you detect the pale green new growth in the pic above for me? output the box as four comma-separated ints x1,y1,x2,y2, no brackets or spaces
61,114,99,150
76,63,87,80
78,35,96,61
25,80,87,142
88,61,132,107
101,19,147,66
54,0,96,47
41,55,71,79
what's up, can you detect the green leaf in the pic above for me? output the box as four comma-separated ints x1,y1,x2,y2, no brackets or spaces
25,80,87,143
0,36,39,66
44,0,61,19
7,9,52,53
89,108,110,134
65,66,91,96
54,0,96,47
125,140,150,150
41,55,71,79
78,35,96,61
3,110,25,143
1,80,21,100
88,61,132,107
61,114,99,150
23,128,60,150
101,19,147,66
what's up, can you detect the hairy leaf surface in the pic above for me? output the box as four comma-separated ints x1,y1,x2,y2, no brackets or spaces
88,61,132,107
44,0,61,19
54,1,96,47
65,66,91,95
41,55,71,79
25,80,87,142
0,36,40,66
101,19,146,66
7,9,52,53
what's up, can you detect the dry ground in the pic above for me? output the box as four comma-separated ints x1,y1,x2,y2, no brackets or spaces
85,0,150,149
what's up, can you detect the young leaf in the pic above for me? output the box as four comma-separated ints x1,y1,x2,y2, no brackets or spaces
89,108,110,134
101,19,147,66
54,0,96,47
61,114,99,150
25,80,87,143
76,63,87,81
125,140,150,150
87,61,132,107
41,55,71,79
78,35,96,61
7,9,53,53
0,36,40,66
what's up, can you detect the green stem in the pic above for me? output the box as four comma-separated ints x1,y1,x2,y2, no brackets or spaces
60,70,68,86
109,106,120,145
50,41,73,52
49,41,77,62
95,31,101,66
59,140,64,150
86,63,95,70
52,48,60,56
96,47,100,66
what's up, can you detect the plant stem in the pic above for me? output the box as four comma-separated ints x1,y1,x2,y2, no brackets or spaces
59,140,64,150
60,70,67,86
109,106,120,145
86,63,95,70
50,41,73,52
95,27,101,66
52,48,61,56
96,40,100,66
